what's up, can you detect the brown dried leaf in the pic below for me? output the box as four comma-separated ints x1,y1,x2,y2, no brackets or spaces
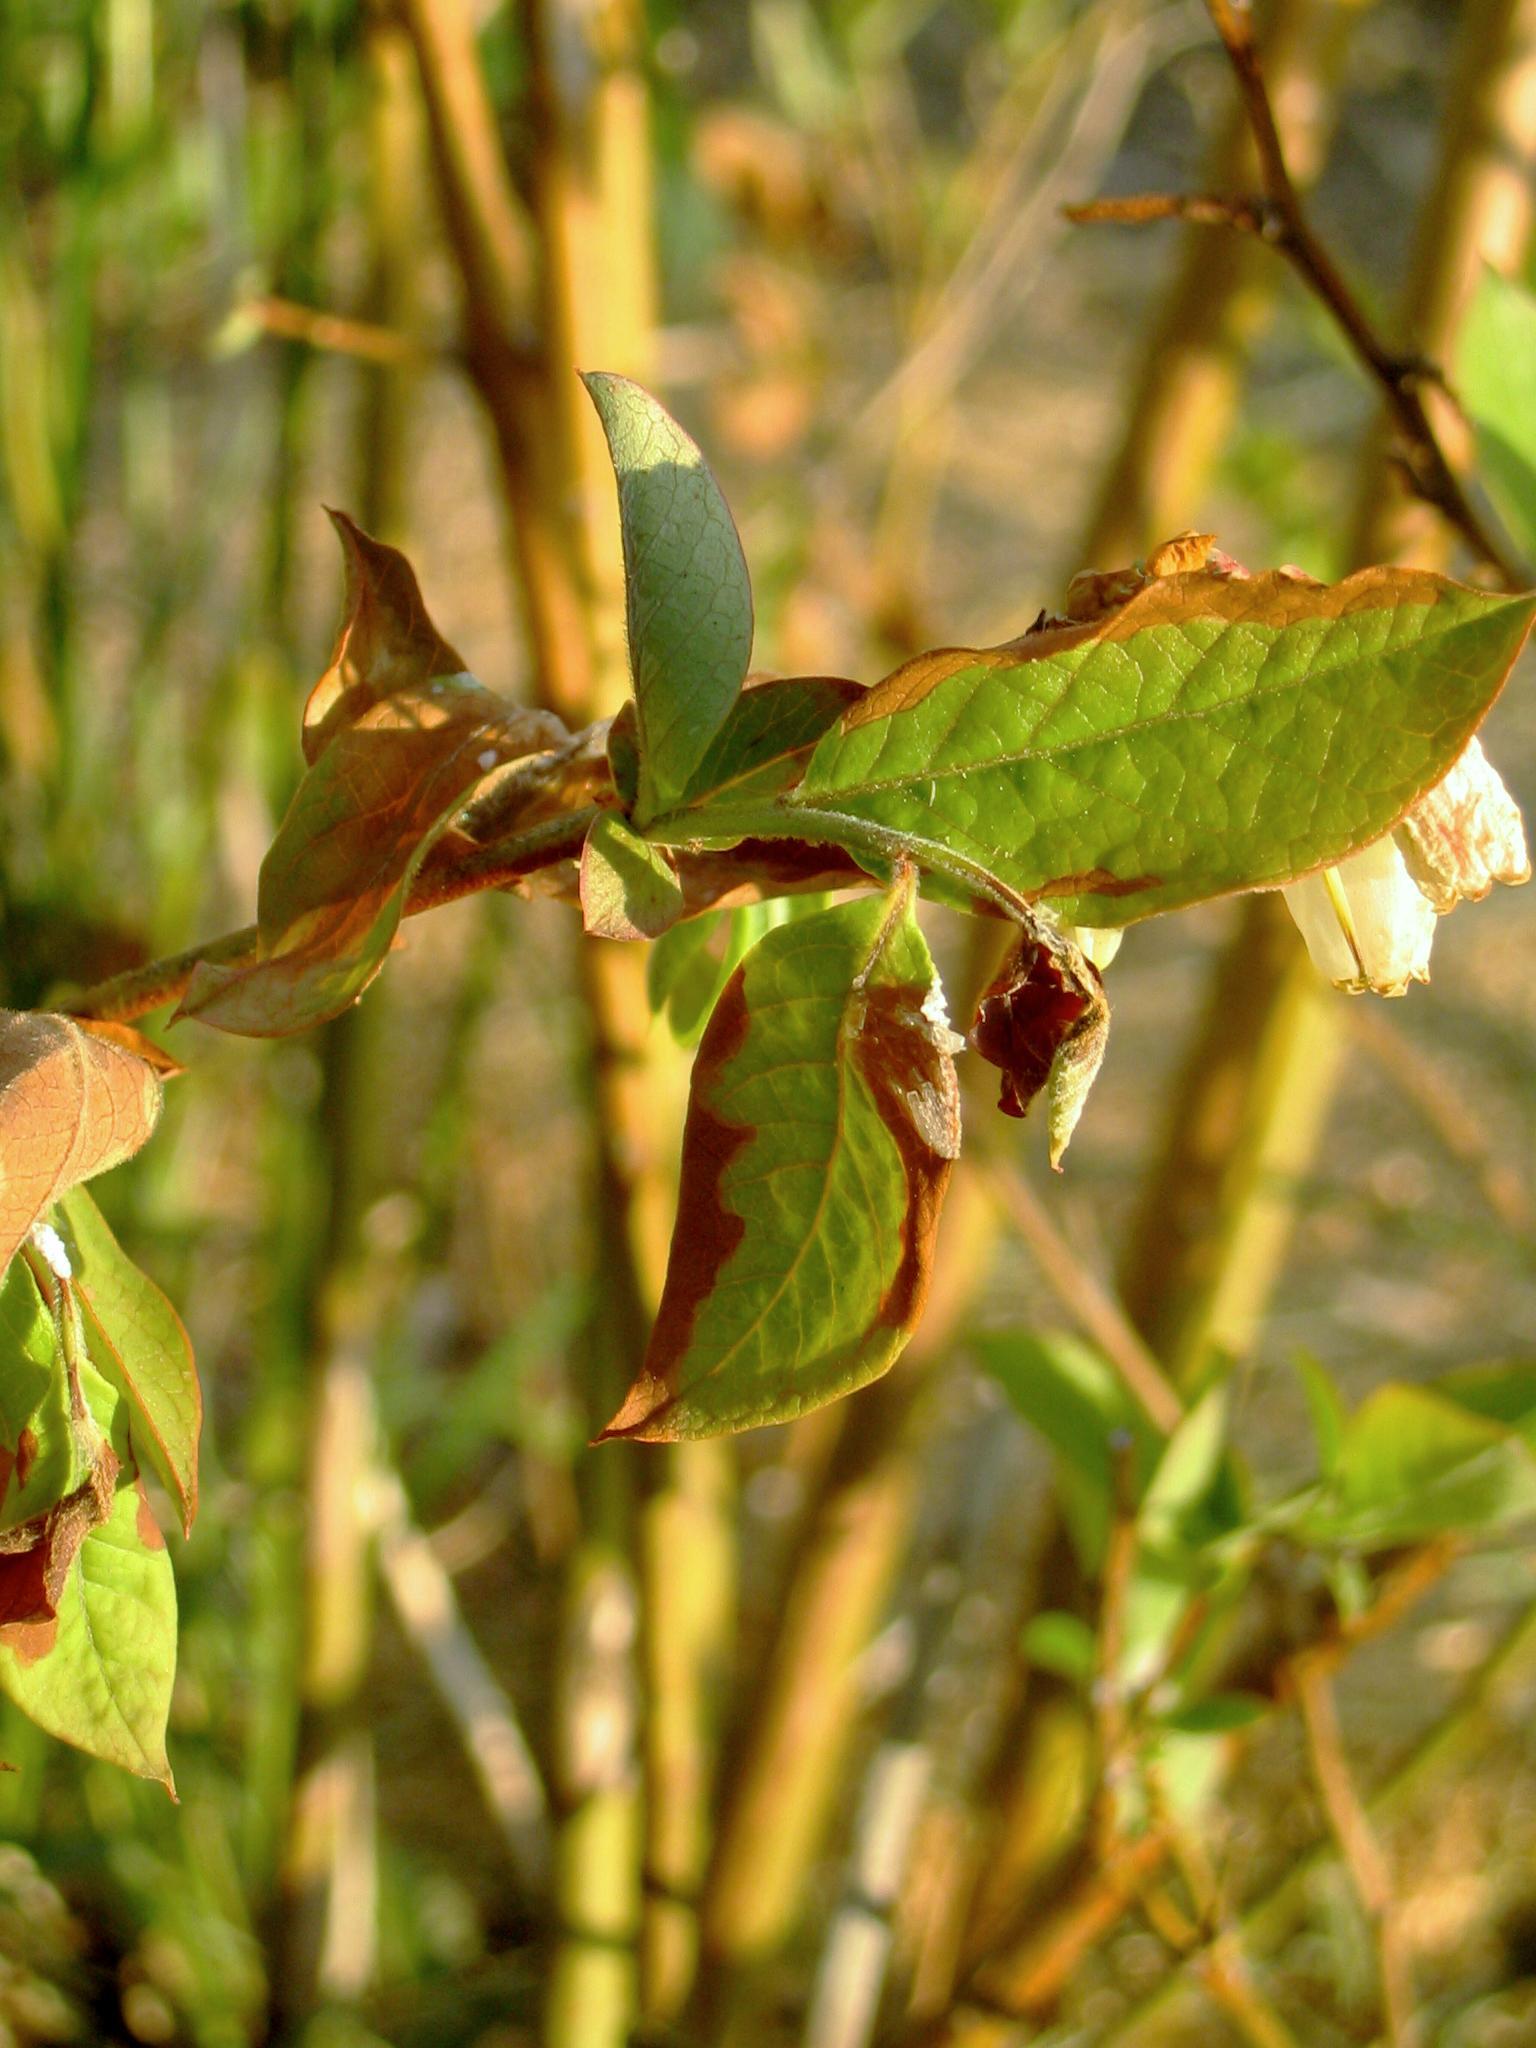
303,511,470,763
969,927,1109,1169
179,521,564,1036
74,1020,184,1080
0,1013,163,1277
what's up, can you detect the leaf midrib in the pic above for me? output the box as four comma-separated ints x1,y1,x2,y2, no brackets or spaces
796,604,1472,802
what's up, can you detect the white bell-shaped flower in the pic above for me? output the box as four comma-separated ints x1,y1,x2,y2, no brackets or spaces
1284,739,1527,995
1285,837,1435,996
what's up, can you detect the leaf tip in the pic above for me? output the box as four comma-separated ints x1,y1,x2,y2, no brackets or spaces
595,1371,679,1443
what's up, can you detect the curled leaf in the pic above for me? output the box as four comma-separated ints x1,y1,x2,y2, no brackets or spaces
73,1021,184,1080
179,518,564,1036
970,925,1108,1167
0,1011,163,1278
303,511,470,761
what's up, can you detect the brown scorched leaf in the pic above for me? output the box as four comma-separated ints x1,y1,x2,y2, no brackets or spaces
303,511,470,762
0,1012,163,1278
970,925,1109,1168
179,518,565,1036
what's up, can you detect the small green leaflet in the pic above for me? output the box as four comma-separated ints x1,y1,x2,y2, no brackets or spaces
0,1258,63,1532
1296,1380,1536,1550
666,674,864,810
775,567,1536,924
583,373,754,822
603,876,961,1439
58,1187,200,1537
580,812,685,940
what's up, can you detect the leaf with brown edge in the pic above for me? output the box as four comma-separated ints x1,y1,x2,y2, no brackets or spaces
57,1187,199,1537
785,565,1536,924
0,1012,163,1281
0,1438,119,1631
73,1021,184,1080
0,1462,177,1791
302,511,470,763
970,925,1109,1168
602,874,961,1440
179,524,564,1037
663,673,867,812
0,1292,177,1789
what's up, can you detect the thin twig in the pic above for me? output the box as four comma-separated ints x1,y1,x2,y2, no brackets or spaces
972,1151,1184,1433
1198,1937,1306,2048
1096,1592,1536,2043
1289,1653,1415,2045
901,1538,1454,2043
1066,191,1271,232
1069,0,1525,585
237,295,437,368
62,806,601,1025
1091,1436,1141,1857
1349,1005,1534,1235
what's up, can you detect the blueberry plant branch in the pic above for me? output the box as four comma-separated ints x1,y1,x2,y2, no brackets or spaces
7,306,1536,1893
1067,0,1525,589
62,805,602,1026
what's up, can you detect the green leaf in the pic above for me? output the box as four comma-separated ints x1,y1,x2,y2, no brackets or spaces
579,812,685,940
648,898,835,1047
602,877,961,1438
668,675,864,810
1291,1349,1347,1478
0,1260,62,1532
1144,1727,1229,1824
0,1469,176,1790
1305,1382,1536,1549
582,373,754,822
1433,1361,1536,1439
778,567,1536,923
1139,1384,1230,1542
56,1188,200,1538
1156,1692,1270,1735
1459,268,1536,564
973,1329,1162,1568
1020,1609,1097,1687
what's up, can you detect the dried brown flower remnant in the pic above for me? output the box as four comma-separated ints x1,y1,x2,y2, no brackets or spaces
970,928,1109,1168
